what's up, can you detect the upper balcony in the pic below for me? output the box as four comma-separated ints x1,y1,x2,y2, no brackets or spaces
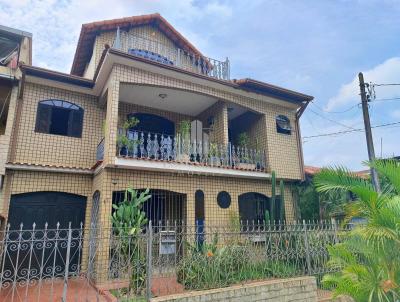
112,29,230,81
96,84,269,178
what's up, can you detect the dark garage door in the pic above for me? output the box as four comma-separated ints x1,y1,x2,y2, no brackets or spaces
8,191,86,230
4,192,87,280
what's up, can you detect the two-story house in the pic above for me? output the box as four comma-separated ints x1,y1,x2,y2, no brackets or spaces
0,14,312,235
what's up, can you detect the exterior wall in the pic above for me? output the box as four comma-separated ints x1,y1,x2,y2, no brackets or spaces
10,82,104,169
197,101,228,145
151,276,318,302
106,64,302,180
2,170,93,223
95,167,295,230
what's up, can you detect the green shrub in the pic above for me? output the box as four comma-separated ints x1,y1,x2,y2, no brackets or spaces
177,239,297,290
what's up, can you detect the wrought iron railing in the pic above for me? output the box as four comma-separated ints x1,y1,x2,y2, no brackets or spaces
0,221,348,301
96,137,104,161
116,130,267,172
113,29,230,80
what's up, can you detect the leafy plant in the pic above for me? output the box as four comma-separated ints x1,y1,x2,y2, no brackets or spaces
117,134,129,148
123,117,140,130
178,120,191,140
314,160,400,302
208,142,219,157
177,235,297,290
111,188,151,293
117,117,140,154
237,132,250,147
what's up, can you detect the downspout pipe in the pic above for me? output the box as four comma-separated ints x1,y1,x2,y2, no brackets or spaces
295,99,313,181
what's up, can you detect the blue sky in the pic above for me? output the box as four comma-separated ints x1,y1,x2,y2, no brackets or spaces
1,0,399,170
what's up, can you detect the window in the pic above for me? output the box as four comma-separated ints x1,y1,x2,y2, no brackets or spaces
276,115,292,135
35,100,84,137
217,191,231,209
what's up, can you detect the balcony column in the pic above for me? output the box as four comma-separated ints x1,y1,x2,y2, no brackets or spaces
103,73,120,166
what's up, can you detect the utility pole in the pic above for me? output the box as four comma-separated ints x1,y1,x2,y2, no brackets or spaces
358,72,381,192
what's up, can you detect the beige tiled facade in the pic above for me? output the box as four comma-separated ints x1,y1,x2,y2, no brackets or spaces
0,21,308,245
9,83,104,169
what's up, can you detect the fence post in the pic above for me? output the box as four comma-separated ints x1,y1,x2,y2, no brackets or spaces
302,220,312,275
331,218,339,244
62,222,72,302
146,220,153,301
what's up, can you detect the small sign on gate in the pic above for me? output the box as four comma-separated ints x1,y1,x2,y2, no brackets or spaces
159,230,176,255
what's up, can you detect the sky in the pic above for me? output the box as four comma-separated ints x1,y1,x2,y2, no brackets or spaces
1,0,399,170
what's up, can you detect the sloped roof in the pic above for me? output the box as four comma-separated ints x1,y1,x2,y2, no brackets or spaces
233,78,313,104
70,13,204,76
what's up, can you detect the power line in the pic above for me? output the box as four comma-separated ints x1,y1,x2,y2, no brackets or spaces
308,108,356,130
302,120,400,140
371,97,400,103
372,83,400,87
310,100,360,114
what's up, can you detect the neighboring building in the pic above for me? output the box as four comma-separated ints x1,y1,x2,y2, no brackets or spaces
0,25,32,225
0,14,313,235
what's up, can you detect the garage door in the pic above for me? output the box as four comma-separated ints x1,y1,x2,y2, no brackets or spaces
4,192,87,280
8,191,86,230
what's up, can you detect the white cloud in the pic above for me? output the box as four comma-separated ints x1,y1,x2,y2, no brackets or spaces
391,109,400,119
326,57,400,110
0,0,232,72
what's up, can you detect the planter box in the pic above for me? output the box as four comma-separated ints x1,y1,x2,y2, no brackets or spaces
237,163,256,170
176,154,190,163
209,157,221,167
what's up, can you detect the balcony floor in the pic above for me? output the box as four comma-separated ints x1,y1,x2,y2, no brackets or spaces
111,156,270,180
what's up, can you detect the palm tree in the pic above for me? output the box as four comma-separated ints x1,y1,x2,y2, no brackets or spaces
313,160,400,302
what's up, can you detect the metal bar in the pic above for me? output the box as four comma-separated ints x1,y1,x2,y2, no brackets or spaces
146,220,153,301
303,220,312,275
62,222,73,302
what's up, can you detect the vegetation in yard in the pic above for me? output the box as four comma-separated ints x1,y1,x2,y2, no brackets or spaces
314,160,400,302
293,179,350,221
111,187,151,295
176,234,297,290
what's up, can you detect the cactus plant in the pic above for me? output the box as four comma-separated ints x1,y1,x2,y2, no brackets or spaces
271,171,276,223
280,179,285,222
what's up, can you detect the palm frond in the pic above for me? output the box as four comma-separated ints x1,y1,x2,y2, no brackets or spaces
368,159,400,193
314,166,378,205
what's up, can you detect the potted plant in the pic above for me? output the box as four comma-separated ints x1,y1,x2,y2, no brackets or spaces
116,117,140,157
176,120,191,162
236,132,255,170
117,134,129,156
208,142,221,167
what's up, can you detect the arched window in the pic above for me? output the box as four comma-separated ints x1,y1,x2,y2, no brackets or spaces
35,99,84,137
238,192,270,223
276,115,291,135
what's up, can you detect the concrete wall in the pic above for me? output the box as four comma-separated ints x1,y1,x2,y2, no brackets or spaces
151,276,318,302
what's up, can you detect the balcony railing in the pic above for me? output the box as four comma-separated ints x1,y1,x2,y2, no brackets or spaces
113,29,230,81
96,138,104,161
116,130,267,172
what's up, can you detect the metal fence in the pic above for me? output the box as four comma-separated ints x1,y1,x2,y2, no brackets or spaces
0,221,348,301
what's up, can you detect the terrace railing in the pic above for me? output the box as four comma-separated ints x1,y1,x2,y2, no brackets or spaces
116,130,267,172
113,29,230,80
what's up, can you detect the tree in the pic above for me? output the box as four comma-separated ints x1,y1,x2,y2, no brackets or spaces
314,160,400,302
